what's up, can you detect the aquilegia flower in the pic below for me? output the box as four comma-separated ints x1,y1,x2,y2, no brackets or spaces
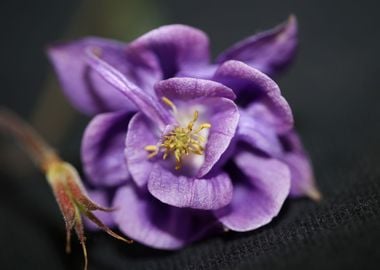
48,15,320,249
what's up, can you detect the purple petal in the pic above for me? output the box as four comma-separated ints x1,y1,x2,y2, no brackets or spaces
283,152,320,200
86,49,173,127
216,15,298,76
47,37,137,115
126,24,210,79
279,129,304,153
155,77,236,101
113,185,222,249
215,152,290,231
81,110,131,187
197,98,240,177
84,189,115,230
125,113,158,188
280,132,320,200
148,164,233,210
246,102,287,130
177,64,218,80
237,107,283,157
213,60,293,133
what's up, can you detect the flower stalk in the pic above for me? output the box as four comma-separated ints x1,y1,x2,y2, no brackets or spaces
0,107,132,270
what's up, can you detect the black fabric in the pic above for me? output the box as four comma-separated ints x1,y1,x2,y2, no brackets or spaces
1,0,380,269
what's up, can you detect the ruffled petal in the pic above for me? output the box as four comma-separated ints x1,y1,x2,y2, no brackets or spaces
215,152,290,231
177,64,218,80
47,37,137,115
280,132,320,200
113,185,221,249
213,60,293,133
237,107,283,157
148,164,233,210
245,101,287,131
197,98,240,177
155,77,236,100
81,110,132,187
283,153,319,199
126,24,210,79
86,49,173,127
125,113,158,187
216,15,298,76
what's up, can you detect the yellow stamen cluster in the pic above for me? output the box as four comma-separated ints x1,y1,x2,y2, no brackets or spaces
145,98,211,170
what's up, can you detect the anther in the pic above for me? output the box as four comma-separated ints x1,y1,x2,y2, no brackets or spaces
144,145,158,158
162,97,178,114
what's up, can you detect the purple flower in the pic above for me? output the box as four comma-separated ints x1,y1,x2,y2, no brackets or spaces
48,16,320,249
81,55,239,248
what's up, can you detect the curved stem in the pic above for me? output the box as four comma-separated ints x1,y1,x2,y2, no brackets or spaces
0,107,60,171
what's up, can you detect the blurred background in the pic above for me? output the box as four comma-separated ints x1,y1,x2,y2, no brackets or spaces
1,0,379,269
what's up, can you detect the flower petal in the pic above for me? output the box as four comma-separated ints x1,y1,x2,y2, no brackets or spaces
197,98,240,177
126,24,210,79
155,77,236,100
280,132,320,200
125,113,158,188
215,152,290,231
86,50,173,127
216,15,298,76
213,60,293,133
81,110,132,187
47,37,137,115
237,107,283,157
283,153,318,198
177,64,218,80
113,185,221,249
148,164,233,210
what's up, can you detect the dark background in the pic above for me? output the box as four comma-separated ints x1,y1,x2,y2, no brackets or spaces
1,0,380,269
